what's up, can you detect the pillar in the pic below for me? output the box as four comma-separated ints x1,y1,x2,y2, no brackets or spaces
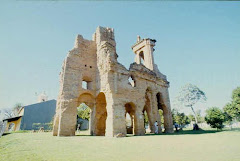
162,89,174,133
57,99,78,136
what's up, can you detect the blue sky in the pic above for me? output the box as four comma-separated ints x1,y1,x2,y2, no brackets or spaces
0,1,239,115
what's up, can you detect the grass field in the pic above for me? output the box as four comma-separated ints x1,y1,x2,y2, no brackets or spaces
0,129,240,161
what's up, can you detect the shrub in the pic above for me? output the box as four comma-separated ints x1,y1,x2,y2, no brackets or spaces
32,123,53,130
205,107,225,130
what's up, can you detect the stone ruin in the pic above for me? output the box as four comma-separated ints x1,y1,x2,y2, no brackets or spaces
53,27,173,137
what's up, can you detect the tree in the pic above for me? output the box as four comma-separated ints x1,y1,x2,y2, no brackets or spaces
223,103,234,124
0,120,7,138
159,110,164,125
172,109,190,127
232,87,240,104
13,103,23,116
175,113,190,127
223,87,240,122
0,108,14,136
3,108,15,119
77,103,91,120
0,103,23,121
177,84,207,124
144,110,164,126
196,110,205,123
188,113,204,124
188,114,195,122
171,109,177,124
0,109,4,121
144,111,149,125
205,107,225,130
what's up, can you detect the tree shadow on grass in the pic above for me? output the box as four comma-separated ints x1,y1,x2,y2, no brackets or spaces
62,128,240,137
125,129,225,137
2,132,11,136
143,128,239,137
74,134,93,137
161,129,222,135
75,129,230,137
229,128,240,132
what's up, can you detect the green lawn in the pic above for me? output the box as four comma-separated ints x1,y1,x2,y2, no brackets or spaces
0,129,240,161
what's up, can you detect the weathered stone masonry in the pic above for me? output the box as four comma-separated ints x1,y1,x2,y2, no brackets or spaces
53,27,173,137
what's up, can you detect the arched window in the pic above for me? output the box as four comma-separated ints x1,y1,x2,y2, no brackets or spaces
128,75,136,87
139,51,145,65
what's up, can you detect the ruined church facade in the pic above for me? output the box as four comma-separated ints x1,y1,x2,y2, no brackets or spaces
53,27,173,137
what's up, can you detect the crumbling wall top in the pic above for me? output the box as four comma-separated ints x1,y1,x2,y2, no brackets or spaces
93,26,115,47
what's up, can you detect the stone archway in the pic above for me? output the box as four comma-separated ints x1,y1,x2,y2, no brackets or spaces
78,93,95,108
125,102,137,135
77,93,95,135
53,27,174,137
95,92,107,136
156,92,172,133
139,51,145,65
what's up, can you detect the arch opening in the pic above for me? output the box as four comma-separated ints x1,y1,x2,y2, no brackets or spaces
78,93,95,108
156,92,166,132
143,88,154,133
125,113,132,134
128,75,136,87
77,93,95,135
125,102,136,135
139,51,145,65
95,92,107,136
76,103,91,133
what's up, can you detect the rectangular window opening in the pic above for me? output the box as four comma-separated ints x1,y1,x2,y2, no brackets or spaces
82,80,92,90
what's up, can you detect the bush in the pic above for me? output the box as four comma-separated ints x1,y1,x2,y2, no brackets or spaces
205,107,225,130
32,123,42,130
172,110,190,127
32,123,53,130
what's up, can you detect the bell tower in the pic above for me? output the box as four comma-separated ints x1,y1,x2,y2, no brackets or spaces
131,36,156,71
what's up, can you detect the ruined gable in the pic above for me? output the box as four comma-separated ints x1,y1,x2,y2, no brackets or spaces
53,26,173,137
